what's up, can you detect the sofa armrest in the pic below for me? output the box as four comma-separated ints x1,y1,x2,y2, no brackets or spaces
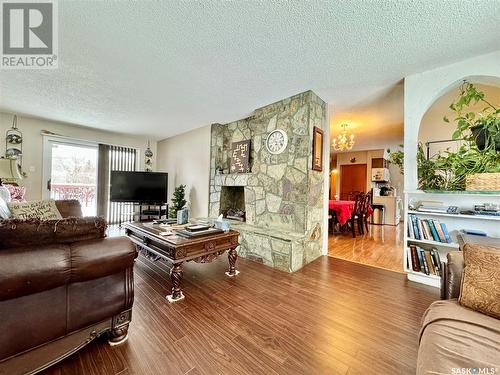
70,236,137,282
441,251,464,300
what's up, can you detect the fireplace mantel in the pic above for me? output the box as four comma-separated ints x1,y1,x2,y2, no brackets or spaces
214,173,252,187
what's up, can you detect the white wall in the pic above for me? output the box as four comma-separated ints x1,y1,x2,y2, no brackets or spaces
156,125,211,218
404,50,500,191
0,112,156,200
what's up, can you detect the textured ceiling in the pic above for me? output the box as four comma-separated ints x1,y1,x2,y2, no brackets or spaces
1,1,499,141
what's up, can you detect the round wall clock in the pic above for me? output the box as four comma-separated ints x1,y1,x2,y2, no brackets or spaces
266,129,288,154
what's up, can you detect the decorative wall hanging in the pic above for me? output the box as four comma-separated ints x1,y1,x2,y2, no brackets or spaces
312,126,323,171
5,115,26,179
230,140,251,173
144,140,153,172
5,115,22,162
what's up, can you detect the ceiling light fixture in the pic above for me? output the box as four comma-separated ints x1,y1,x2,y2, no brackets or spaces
331,123,355,151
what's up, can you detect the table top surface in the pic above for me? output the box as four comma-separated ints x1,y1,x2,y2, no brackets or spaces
330,200,355,206
124,221,239,246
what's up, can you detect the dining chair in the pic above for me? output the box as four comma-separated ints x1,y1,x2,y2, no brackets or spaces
347,191,361,201
347,193,364,238
328,210,338,234
359,193,371,234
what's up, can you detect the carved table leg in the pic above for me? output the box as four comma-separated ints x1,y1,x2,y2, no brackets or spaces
108,323,129,346
167,262,185,303
225,247,240,277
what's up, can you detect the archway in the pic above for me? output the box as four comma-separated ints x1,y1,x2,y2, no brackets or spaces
403,51,500,191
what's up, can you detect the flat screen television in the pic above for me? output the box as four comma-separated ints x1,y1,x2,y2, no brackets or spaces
110,171,168,203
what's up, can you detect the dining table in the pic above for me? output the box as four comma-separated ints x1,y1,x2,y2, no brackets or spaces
329,199,373,226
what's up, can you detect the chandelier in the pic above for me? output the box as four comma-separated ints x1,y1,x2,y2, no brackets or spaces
331,123,355,151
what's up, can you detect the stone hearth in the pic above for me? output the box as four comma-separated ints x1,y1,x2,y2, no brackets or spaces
209,91,326,272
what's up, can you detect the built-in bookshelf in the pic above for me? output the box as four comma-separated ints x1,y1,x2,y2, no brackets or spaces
404,191,500,288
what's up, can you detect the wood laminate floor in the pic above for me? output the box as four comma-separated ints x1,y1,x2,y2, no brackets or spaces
328,224,404,273
43,252,438,375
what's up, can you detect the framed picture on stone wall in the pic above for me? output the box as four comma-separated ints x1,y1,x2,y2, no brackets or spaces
312,126,323,172
230,140,251,173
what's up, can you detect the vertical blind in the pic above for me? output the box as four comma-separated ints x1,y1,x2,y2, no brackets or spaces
97,144,137,224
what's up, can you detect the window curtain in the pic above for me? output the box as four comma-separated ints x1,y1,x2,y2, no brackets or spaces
97,144,137,224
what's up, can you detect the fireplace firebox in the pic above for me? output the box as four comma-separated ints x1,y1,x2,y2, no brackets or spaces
219,186,246,221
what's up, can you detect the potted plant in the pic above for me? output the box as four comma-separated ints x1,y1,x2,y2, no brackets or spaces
168,184,187,219
444,81,500,151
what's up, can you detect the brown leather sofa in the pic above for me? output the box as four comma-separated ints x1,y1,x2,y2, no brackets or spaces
417,234,500,375
0,200,137,375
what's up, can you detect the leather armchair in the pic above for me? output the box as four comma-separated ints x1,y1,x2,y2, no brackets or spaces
440,251,464,300
0,200,137,375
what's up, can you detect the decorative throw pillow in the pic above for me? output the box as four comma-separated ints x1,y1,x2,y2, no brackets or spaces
8,200,63,221
4,184,26,202
459,243,500,319
0,185,11,203
0,196,10,220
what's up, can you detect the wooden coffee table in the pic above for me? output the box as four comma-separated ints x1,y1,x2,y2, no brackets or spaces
124,222,240,302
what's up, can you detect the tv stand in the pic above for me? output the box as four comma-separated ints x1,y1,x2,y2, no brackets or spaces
138,203,168,222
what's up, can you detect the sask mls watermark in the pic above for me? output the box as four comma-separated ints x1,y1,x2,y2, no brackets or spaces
1,0,58,69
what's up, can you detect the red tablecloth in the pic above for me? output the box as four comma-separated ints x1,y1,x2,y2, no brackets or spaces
329,200,373,225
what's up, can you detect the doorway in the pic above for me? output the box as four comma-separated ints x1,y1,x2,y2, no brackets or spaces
43,139,98,216
339,164,366,200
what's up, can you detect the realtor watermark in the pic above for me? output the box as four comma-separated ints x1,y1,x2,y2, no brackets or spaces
452,368,498,375
1,0,58,69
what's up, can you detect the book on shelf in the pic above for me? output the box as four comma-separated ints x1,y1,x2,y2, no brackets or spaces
441,223,452,243
430,249,441,274
421,220,432,240
416,247,426,273
417,205,448,213
424,250,435,275
407,215,452,244
418,248,430,275
409,214,421,240
407,245,441,276
427,220,440,242
433,220,447,242
408,217,414,238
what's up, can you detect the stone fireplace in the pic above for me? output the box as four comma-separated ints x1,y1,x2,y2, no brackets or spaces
209,91,327,272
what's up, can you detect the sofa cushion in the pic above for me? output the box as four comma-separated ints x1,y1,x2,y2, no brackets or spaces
4,184,25,202
0,244,71,301
8,199,62,220
70,236,136,282
55,199,83,218
417,300,500,375
0,216,107,249
459,243,500,319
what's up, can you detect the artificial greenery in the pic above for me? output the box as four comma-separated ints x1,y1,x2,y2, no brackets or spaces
168,184,187,218
388,82,500,191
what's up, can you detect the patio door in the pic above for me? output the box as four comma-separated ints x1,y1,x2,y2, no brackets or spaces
43,138,98,216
